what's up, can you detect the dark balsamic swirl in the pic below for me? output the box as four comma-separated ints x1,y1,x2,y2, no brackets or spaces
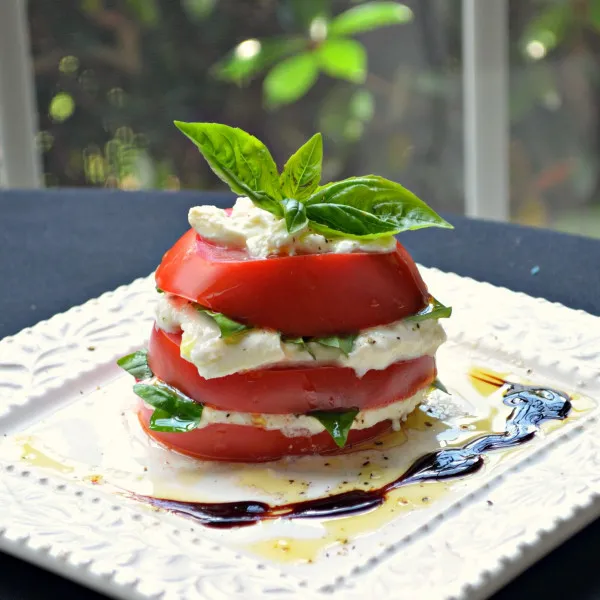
129,383,572,528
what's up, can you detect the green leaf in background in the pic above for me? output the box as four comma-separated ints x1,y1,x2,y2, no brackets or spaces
314,334,358,356
198,308,252,339
406,297,452,323
134,381,203,432
174,121,282,215
329,2,412,37
126,0,160,27
350,89,375,122
181,0,217,22
431,377,450,394
117,349,153,380
281,199,309,234
318,86,374,144
213,37,306,84
309,408,359,447
289,0,331,28
280,132,323,200
521,3,572,54
305,175,453,238
317,39,367,83
264,52,319,107
591,0,600,32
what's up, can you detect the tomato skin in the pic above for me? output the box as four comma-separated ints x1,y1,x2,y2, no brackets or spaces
155,229,428,337
148,325,435,414
138,403,392,462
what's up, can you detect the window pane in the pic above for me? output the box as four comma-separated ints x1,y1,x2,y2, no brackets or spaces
510,0,600,237
28,0,463,214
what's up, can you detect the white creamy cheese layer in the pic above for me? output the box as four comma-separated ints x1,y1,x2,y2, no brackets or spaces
188,197,397,258
143,389,425,438
155,293,446,380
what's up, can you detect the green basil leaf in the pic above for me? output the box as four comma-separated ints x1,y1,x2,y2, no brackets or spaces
281,199,308,234
264,52,319,108
149,408,201,433
305,175,452,238
174,121,282,216
199,308,252,338
282,335,316,359
134,382,203,433
317,39,366,84
406,297,452,322
431,377,450,394
307,203,400,239
329,2,413,37
156,287,165,294
117,349,153,380
212,37,306,84
314,334,357,356
280,132,323,200
309,408,359,448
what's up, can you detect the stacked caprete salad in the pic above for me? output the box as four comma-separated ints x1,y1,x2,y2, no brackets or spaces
118,122,453,462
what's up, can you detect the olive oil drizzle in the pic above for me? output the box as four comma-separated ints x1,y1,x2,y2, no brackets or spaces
127,380,572,529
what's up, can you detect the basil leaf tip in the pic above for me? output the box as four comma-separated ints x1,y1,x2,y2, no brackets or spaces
282,335,316,359
406,297,452,323
117,349,153,380
310,408,359,448
431,377,450,395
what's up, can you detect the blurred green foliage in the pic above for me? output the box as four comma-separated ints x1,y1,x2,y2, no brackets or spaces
213,2,412,106
26,0,600,233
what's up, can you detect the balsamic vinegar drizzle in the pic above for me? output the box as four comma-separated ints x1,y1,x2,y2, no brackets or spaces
128,375,572,529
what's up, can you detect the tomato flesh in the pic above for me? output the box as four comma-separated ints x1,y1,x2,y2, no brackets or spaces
155,229,428,337
138,403,392,462
147,325,435,414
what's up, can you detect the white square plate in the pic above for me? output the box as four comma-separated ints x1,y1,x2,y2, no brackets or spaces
0,267,598,600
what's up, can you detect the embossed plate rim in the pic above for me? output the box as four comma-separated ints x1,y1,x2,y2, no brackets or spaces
0,267,599,600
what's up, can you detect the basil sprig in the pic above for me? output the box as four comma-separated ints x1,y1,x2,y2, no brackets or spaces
309,408,359,447
134,381,203,433
117,349,153,381
197,307,252,339
175,121,451,238
406,297,452,323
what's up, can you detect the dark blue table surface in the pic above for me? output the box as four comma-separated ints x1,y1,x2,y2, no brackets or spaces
0,188,598,599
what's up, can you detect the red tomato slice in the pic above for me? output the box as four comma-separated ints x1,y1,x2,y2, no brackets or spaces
138,403,392,462
148,325,435,414
155,229,428,337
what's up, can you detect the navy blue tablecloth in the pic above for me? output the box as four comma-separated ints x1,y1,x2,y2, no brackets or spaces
0,188,598,599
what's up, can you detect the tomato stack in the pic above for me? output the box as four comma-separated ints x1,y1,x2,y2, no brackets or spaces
138,228,437,461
